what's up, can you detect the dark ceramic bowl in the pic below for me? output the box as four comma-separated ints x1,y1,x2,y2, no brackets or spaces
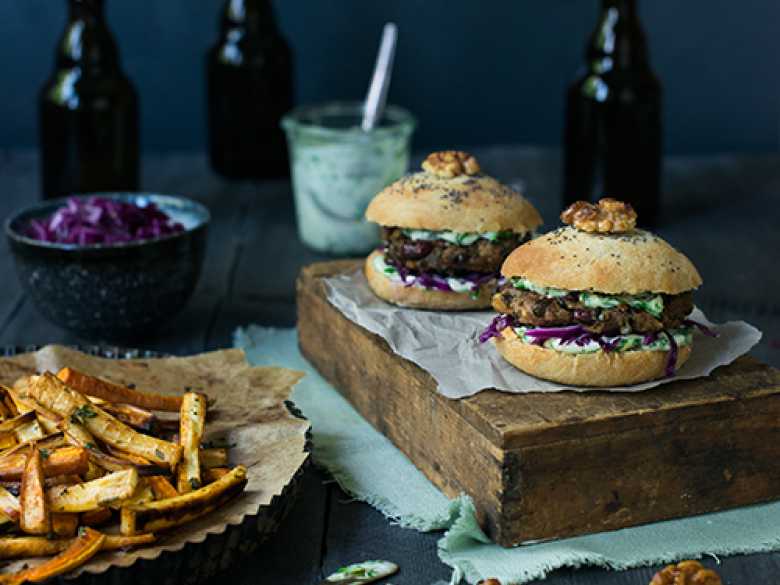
5,193,209,342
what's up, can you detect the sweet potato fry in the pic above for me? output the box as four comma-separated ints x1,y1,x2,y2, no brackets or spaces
28,374,181,469
0,446,88,482
80,507,112,527
200,448,228,469
47,468,138,513
120,465,247,535
177,393,206,493
0,532,154,560
57,368,183,412
51,513,78,537
0,527,105,584
147,475,178,500
19,446,49,535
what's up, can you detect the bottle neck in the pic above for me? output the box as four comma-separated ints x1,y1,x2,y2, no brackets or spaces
601,0,637,18
587,0,650,71
58,0,120,74
221,0,279,36
69,0,105,18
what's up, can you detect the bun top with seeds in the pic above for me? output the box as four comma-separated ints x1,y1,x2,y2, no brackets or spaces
501,198,702,295
365,150,542,235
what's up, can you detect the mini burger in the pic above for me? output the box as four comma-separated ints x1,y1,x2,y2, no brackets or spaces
364,151,543,310
481,198,712,386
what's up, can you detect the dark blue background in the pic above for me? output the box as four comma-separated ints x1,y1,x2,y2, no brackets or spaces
2,0,778,154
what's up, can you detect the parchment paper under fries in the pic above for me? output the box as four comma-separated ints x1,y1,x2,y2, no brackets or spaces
0,345,309,577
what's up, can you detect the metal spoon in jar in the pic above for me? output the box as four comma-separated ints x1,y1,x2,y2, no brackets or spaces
361,22,398,132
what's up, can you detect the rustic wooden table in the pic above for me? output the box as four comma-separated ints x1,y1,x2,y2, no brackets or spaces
0,147,778,584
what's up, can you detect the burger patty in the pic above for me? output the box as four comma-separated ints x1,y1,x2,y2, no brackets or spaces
493,285,694,334
382,227,528,275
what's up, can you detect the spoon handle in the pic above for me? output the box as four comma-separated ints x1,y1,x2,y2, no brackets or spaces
362,22,398,132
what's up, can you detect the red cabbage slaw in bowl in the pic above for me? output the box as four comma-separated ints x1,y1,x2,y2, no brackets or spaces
479,314,717,377
25,196,185,246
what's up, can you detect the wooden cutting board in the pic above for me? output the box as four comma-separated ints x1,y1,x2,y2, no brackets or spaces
297,260,780,547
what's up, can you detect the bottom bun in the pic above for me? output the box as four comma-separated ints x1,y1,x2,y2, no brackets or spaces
494,327,693,387
364,250,494,310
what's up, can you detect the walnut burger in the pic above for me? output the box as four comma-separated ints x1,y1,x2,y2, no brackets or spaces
480,198,711,386
364,151,543,310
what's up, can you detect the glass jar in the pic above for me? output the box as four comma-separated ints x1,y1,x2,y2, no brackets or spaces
282,102,416,255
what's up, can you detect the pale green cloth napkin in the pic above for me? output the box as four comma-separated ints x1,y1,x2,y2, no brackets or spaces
235,326,780,585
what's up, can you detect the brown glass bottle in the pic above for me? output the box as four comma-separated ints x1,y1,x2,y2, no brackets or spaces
39,0,139,200
562,0,662,226
207,0,293,179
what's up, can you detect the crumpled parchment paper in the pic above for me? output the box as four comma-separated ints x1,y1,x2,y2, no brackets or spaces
325,270,763,399
0,345,309,577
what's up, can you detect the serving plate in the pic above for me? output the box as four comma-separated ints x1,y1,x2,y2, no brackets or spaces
0,345,311,585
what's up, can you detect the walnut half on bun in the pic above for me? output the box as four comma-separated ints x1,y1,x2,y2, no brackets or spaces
480,198,708,387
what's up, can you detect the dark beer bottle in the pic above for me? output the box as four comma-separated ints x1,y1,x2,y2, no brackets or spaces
562,0,662,225
207,0,293,179
39,0,140,200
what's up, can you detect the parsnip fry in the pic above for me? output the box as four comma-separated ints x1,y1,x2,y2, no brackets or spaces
0,433,66,462
13,420,44,445
47,469,139,513
19,446,49,535
0,487,20,522
102,447,167,476
0,532,153,560
110,479,153,509
0,527,105,584
177,393,206,493
60,420,137,474
121,465,247,535
0,413,36,434
0,446,88,481
51,513,78,537
147,475,178,500
28,374,181,469
87,399,157,433
57,368,183,412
